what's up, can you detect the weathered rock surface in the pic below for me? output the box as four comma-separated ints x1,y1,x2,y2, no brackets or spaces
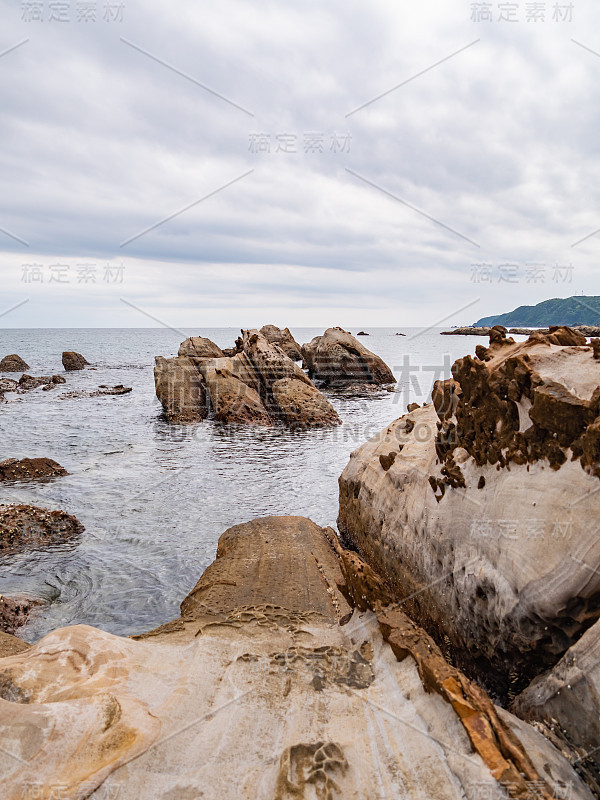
259,324,303,360
0,631,30,658
0,458,68,481
155,331,340,428
301,327,395,386
0,504,84,556
154,356,208,423
178,336,224,360
338,327,600,698
0,379,18,392
62,351,89,371
441,327,491,336
0,354,29,372
17,374,65,392
0,516,589,800
0,594,43,635
512,617,600,792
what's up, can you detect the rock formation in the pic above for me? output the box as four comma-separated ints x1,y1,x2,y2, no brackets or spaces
0,594,43,636
0,458,68,481
178,336,224,360
301,327,395,387
18,374,65,391
62,351,89,371
0,516,590,800
0,354,29,372
155,330,340,428
259,325,303,361
338,327,600,699
0,504,84,556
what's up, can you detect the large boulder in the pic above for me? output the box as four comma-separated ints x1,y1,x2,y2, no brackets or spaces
0,354,29,372
62,351,89,371
154,355,207,423
0,457,67,481
0,503,84,556
259,324,303,360
178,336,224,360
0,516,590,799
338,328,600,698
301,327,395,386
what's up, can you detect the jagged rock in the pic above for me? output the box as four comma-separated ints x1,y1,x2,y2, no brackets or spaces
301,327,395,387
154,356,207,423
512,617,600,791
62,351,89,371
0,379,18,392
178,336,224,360
0,354,29,372
338,327,600,698
0,503,84,556
0,594,44,635
432,378,460,421
0,516,589,800
198,357,271,425
96,385,132,396
0,458,68,481
18,374,65,391
259,325,303,361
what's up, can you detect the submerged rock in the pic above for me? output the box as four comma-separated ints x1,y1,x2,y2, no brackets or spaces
0,516,589,799
0,503,84,556
62,351,89,371
0,354,29,372
0,457,68,481
18,374,65,392
301,327,395,387
259,324,303,361
338,327,600,698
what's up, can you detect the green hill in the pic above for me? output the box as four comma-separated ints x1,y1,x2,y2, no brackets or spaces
474,296,600,327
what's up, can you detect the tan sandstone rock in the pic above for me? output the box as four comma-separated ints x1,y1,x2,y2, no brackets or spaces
301,327,395,386
0,516,589,800
259,325,303,361
154,355,207,423
177,336,224,360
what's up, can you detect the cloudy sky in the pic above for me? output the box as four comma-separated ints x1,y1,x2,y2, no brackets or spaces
1,0,599,327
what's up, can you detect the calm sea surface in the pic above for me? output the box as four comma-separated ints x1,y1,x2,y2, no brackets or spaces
0,327,504,641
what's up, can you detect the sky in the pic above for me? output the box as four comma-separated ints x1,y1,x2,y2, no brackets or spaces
1,0,600,328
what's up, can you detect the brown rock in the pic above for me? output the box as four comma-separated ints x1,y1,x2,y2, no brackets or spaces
0,630,31,658
0,378,18,392
62,351,89,370
0,503,84,556
178,336,224,360
432,378,459,421
154,356,207,423
259,325,303,361
301,327,395,386
199,359,271,425
269,376,341,428
0,354,29,372
0,594,44,635
0,458,68,481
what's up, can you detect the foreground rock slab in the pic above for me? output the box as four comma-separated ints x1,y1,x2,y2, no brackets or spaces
0,516,589,800
0,504,84,556
301,327,395,386
0,458,68,481
338,327,600,698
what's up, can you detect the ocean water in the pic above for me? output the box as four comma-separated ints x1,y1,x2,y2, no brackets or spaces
0,327,494,641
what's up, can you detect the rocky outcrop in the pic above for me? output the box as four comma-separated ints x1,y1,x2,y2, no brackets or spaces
338,327,600,698
154,355,208,423
0,504,84,556
0,354,29,372
0,458,67,481
512,617,600,793
155,331,340,428
18,374,65,391
0,594,43,635
178,336,224,360
441,327,491,336
62,351,89,371
259,325,303,361
0,516,590,800
301,327,395,386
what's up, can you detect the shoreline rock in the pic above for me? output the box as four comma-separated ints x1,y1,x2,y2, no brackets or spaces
0,504,84,556
0,458,68,481
62,351,89,371
0,515,590,799
0,354,29,372
338,326,600,699
0,593,44,636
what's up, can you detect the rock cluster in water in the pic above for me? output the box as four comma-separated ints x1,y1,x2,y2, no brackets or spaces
301,327,395,387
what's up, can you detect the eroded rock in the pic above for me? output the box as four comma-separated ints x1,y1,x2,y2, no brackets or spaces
178,336,224,360
301,327,395,387
259,325,303,361
0,458,68,481
0,503,84,556
62,351,89,371
154,356,208,423
0,354,29,372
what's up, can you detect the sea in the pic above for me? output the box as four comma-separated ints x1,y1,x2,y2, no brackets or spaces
0,327,511,641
